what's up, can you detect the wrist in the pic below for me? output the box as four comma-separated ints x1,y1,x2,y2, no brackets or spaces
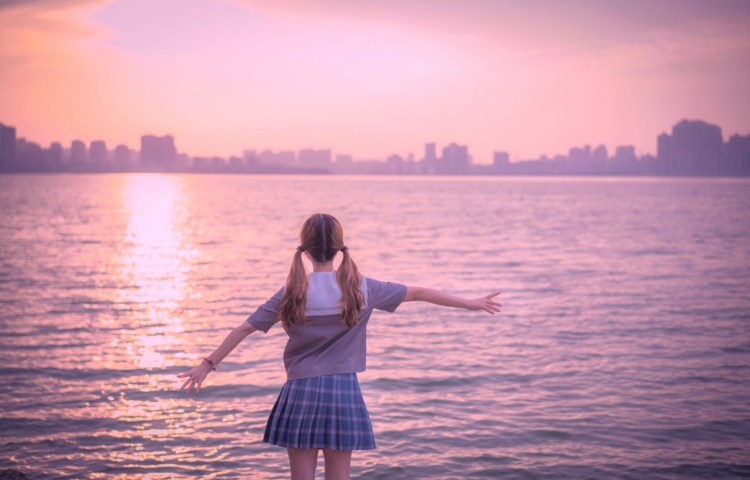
202,357,217,371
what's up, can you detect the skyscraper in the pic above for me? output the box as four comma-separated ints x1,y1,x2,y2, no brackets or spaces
659,120,722,175
89,140,107,163
140,135,177,169
114,145,131,164
724,134,750,175
259,150,296,167
47,142,64,168
421,143,437,174
441,143,469,174
592,145,608,173
70,140,87,163
493,151,509,173
298,149,332,169
568,145,592,173
0,122,16,170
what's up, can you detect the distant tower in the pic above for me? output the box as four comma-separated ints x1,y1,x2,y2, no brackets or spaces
48,142,64,168
593,145,608,168
423,143,438,175
70,140,87,163
298,149,332,169
657,133,671,174
89,140,107,163
386,154,404,174
493,152,509,172
114,145,130,164
724,134,750,175
0,122,17,170
615,146,636,159
425,143,436,162
140,135,177,169
658,120,722,175
441,143,469,174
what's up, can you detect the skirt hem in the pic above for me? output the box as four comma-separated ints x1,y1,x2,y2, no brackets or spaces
262,438,377,451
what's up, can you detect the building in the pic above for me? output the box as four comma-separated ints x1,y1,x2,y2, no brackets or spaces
140,134,177,169
335,154,353,164
70,140,87,163
114,145,131,164
386,154,404,174
592,145,608,173
421,143,437,174
658,119,722,175
243,150,259,165
493,151,509,173
568,145,592,173
259,150,296,167
724,134,750,175
47,142,64,169
89,140,107,163
0,122,16,170
657,133,671,175
16,138,44,169
440,143,469,174
229,156,244,172
609,145,637,174
298,149,332,169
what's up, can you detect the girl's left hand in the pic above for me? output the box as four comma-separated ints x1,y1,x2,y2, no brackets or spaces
466,292,502,314
177,362,212,393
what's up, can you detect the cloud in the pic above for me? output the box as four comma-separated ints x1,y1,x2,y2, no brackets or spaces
0,0,103,11
231,0,750,52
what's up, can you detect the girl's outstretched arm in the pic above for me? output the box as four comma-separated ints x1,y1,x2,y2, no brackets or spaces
403,287,502,315
177,319,257,393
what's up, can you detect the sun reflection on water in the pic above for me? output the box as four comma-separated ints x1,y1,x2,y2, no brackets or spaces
113,174,195,374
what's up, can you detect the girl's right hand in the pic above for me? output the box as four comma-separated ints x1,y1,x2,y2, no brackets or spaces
177,362,213,393
466,292,502,314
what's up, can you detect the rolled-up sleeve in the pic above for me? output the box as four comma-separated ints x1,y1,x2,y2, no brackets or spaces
246,287,284,333
366,278,407,312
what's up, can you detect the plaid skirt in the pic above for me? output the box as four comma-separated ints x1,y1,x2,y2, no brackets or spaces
263,373,376,450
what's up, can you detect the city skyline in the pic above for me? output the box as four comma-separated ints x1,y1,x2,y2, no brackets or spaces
1,1,749,162
2,118,748,176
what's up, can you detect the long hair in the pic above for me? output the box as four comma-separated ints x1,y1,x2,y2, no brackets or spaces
277,213,364,329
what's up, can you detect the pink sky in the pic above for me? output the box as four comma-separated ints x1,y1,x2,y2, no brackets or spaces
1,0,749,163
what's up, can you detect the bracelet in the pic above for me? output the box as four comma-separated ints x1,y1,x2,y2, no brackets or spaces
203,357,217,371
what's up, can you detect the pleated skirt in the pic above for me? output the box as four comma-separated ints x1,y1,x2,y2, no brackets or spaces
263,373,376,450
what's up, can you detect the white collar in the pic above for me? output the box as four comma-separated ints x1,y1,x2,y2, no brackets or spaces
305,272,368,316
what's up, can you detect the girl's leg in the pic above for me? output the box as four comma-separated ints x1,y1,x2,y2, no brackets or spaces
287,447,319,480
322,448,352,480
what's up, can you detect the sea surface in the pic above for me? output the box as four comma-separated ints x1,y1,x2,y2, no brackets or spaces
1,174,749,480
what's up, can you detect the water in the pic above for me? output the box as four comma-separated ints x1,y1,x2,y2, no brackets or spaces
1,174,749,479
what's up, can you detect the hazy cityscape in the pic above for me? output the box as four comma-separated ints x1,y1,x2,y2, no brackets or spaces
1,119,749,177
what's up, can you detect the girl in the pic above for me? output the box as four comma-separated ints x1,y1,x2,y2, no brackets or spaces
177,213,501,480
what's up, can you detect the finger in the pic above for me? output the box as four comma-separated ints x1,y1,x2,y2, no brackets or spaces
181,378,192,390
197,380,202,393
485,291,502,299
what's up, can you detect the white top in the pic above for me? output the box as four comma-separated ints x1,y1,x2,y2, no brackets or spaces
305,271,369,316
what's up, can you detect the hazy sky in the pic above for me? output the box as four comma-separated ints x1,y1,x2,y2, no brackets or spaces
1,0,749,163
